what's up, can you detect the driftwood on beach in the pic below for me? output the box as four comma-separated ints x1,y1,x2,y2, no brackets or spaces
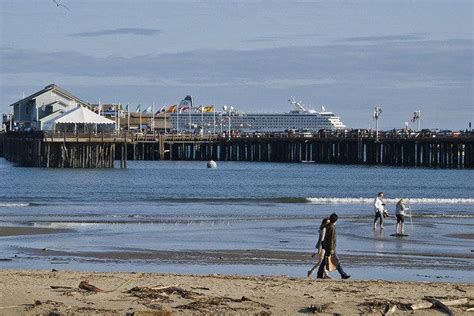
410,297,468,314
2,270,473,315
129,285,203,300
78,281,105,293
50,285,74,290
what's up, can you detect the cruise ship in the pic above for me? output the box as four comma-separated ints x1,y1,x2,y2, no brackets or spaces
168,96,346,133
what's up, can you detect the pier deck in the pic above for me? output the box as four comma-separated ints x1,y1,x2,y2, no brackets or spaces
1,131,473,168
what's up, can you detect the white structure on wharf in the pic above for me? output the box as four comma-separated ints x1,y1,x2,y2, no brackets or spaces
9,84,91,131
168,96,346,133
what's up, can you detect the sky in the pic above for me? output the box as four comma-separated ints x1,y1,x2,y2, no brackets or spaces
0,0,472,130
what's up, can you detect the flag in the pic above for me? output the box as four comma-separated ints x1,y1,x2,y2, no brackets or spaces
203,105,214,113
136,104,141,112
143,106,152,113
179,106,189,113
155,105,166,115
125,104,129,111
166,104,177,113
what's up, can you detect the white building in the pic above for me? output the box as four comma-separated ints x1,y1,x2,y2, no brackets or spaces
9,84,90,130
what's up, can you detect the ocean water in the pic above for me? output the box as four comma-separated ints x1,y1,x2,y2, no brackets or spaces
0,158,473,282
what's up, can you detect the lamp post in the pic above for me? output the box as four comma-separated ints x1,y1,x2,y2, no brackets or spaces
9,111,13,131
223,105,234,139
373,106,382,140
412,110,421,131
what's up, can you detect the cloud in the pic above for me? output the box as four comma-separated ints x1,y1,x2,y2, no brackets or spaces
244,33,319,43
70,28,161,37
342,33,427,43
1,39,471,85
1,39,471,87
1,38,472,129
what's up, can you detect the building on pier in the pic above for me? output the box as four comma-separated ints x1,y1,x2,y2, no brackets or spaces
42,106,115,133
9,84,91,131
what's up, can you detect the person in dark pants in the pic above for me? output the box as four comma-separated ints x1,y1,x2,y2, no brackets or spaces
374,192,385,229
317,213,351,280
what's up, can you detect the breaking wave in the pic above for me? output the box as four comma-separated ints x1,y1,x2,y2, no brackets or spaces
306,197,474,205
144,197,310,204
0,202,34,207
143,196,474,205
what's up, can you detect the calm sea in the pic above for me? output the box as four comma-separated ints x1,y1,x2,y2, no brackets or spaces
0,158,473,282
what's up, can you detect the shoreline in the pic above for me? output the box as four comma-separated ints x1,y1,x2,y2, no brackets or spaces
2,225,473,283
0,226,73,237
14,246,474,268
1,269,472,315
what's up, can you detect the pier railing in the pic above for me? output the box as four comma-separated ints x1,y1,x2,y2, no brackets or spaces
6,129,471,143
1,130,473,168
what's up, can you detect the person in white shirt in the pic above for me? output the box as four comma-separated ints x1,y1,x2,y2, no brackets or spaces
373,192,385,229
395,199,408,234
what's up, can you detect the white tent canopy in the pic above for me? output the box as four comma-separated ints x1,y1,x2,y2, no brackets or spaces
43,105,115,132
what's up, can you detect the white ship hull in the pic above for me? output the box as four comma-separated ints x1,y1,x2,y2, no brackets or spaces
167,97,346,133
169,111,346,132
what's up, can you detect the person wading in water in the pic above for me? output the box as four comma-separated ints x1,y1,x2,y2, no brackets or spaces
395,199,409,235
374,192,385,229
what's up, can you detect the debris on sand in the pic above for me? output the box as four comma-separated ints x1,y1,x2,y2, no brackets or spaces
129,285,203,300
79,281,105,293
175,295,272,313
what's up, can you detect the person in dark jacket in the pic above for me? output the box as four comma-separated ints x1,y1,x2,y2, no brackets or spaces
317,213,351,279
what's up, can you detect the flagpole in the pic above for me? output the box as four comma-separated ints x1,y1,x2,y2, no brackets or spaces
127,104,130,130
117,103,121,133
164,104,167,134
177,102,180,132
213,107,216,134
188,105,192,131
139,105,142,132
114,103,117,133
152,102,155,132
117,103,119,132
201,106,205,132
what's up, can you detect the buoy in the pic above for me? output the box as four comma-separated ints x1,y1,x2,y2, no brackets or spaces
207,160,217,169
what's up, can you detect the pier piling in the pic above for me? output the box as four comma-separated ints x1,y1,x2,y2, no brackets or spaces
1,131,472,168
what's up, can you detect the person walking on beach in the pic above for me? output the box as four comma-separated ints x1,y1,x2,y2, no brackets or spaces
307,217,330,278
317,213,350,280
395,199,408,234
374,192,385,229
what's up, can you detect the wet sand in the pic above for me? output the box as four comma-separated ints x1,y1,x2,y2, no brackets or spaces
0,226,73,237
445,233,474,240
13,247,473,271
0,270,472,315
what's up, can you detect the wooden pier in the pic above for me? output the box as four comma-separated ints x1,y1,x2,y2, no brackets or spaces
155,132,474,168
1,131,130,168
1,131,473,168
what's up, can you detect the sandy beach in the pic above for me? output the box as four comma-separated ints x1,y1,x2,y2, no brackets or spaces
1,162,473,314
0,269,472,315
